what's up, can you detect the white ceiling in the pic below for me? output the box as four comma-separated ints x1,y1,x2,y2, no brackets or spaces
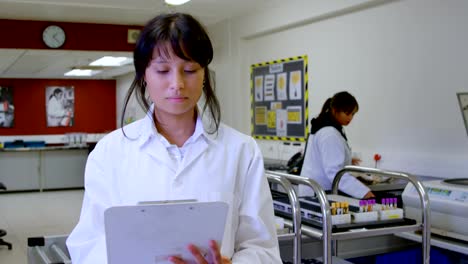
0,0,284,80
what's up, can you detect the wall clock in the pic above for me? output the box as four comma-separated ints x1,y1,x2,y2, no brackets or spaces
42,25,66,48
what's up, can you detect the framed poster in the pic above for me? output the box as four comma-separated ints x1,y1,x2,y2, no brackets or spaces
457,92,468,136
0,86,14,127
250,55,308,141
46,86,75,127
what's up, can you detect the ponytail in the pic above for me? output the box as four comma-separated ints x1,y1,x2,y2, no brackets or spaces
317,97,332,120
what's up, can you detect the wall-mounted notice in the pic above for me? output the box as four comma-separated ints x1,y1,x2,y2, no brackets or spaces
250,55,308,141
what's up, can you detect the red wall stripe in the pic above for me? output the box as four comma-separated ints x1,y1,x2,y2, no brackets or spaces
0,19,141,51
0,79,116,135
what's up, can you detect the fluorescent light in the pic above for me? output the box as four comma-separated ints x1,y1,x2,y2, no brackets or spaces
89,56,133,67
165,0,191,5
64,69,101,77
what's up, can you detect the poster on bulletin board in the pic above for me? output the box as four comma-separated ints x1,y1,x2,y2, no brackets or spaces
250,55,308,141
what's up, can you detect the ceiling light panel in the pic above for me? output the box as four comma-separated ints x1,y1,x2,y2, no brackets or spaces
90,56,133,67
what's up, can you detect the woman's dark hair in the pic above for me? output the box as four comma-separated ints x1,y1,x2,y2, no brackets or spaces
310,91,358,138
49,88,63,100
121,12,220,134
318,91,358,119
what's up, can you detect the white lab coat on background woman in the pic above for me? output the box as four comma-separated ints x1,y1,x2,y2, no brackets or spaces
299,126,370,198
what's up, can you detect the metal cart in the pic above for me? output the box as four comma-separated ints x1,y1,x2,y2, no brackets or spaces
27,235,71,264
268,170,333,264
267,172,302,264
268,165,431,264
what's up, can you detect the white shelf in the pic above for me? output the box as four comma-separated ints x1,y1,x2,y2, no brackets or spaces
396,231,468,255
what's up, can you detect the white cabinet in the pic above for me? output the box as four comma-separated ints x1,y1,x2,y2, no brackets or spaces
0,147,87,192
0,151,40,191
41,149,87,190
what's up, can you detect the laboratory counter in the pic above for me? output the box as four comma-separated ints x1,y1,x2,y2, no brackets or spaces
265,159,442,207
354,172,442,192
0,145,89,152
0,144,92,192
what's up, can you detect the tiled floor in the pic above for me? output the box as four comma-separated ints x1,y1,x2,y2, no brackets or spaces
0,189,84,264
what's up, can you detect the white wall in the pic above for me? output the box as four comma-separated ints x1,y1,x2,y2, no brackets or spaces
116,73,146,128
208,0,468,178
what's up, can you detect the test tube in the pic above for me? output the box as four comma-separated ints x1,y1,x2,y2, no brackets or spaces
393,197,398,208
359,200,364,213
331,202,337,215
381,198,386,210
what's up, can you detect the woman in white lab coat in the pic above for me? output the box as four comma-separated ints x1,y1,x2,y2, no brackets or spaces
66,13,282,264
299,91,375,199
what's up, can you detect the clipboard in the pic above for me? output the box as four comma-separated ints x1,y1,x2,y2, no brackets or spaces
104,201,229,264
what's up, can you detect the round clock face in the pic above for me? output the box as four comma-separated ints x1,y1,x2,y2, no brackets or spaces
42,25,66,48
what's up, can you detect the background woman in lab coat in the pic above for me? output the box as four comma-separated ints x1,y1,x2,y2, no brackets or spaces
299,91,375,199
66,13,282,264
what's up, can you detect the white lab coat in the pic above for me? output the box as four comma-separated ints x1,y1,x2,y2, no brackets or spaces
47,96,67,126
66,112,282,264
299,126,370,198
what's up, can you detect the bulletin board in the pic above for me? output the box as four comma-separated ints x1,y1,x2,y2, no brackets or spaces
250,55,308,141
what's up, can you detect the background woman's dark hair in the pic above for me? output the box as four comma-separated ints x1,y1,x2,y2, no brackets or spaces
310,91,358,137
317,91,358,120
121,12,221,134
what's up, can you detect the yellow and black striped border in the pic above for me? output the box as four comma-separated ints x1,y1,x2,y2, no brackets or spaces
250,55,309,142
